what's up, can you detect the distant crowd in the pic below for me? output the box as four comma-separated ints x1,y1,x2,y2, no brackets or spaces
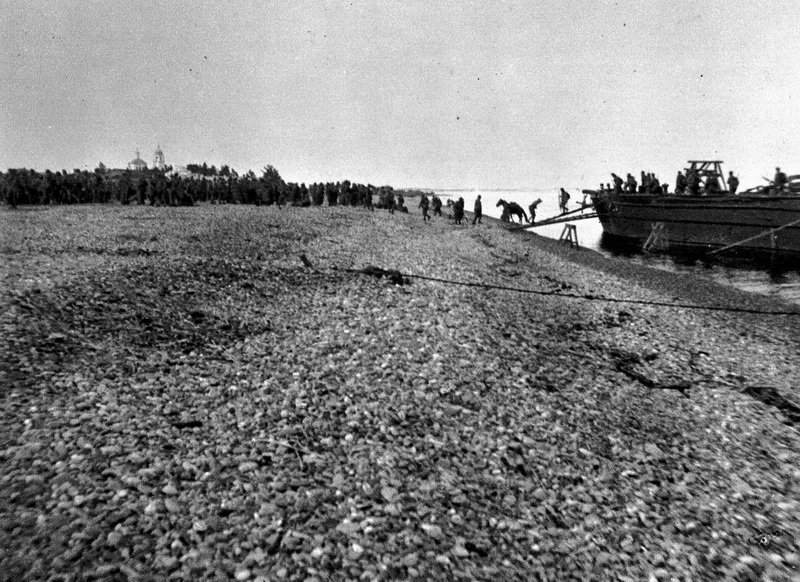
0,165,399,209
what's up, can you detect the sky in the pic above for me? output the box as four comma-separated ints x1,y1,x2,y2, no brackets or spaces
2,0,799,190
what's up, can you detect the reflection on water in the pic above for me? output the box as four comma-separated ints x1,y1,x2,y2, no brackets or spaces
598,233,800,306
436,188,800,307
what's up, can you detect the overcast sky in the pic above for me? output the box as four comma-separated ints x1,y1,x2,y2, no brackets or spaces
2,0,798,189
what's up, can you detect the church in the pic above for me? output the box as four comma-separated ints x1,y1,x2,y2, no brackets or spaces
127,146,165,171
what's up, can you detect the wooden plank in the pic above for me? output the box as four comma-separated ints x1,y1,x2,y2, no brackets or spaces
511,212,598,231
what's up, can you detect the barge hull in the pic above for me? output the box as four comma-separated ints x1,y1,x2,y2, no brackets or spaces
591,194,800,255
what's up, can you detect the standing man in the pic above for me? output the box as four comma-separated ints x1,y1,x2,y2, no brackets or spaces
705,174,721,194
726,171,739,195
528,198,542,223
431,193,442,216
558,188,570,213
611,173,624,194
625,174,638,194
419,193,430,221
774,167,788,193
386,189,395,214
472,195,482,225
454,197,465,225
675,171,687,194
687,168,701,196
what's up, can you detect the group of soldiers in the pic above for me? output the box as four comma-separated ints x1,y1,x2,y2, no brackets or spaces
408,192,482,225
415,192,462,222
602,166,792,198
0,165,392,209
672,169,731,196
671,166,789,196
606,171,669,196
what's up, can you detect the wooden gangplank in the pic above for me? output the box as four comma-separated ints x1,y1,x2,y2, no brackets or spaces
510,207,598,231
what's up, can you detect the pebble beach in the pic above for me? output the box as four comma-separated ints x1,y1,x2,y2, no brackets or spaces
2,203,800,581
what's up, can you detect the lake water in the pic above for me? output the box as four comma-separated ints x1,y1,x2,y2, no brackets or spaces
435,188,800,307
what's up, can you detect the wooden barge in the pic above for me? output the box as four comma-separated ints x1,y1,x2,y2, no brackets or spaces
584,161,800,256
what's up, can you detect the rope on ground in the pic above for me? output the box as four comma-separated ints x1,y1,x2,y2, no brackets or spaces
340,267,800,317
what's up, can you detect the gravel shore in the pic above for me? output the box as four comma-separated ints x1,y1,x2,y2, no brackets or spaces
2,204,799,581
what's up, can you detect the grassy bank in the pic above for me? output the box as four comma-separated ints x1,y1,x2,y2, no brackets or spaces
2,204,799,581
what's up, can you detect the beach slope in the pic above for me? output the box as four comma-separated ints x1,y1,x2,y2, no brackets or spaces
2,205,799,581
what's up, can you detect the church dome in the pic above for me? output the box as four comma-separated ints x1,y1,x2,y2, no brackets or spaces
128,149,148,170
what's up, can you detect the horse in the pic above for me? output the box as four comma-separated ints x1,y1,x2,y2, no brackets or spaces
496,199,528,224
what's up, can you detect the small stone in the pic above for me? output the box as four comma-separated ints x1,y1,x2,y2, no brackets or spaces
128,452,145,464
94,564,118,576
118,564,140,580
162,483,178,495
595,552,613,565
402,553,418,567
336,520,360,536
244,548,267,566
452,545,469,557
164,498,180,513
644,443,662,457
238,462,258,472
421,523,443,539
154,555,178,570
310,547,325,559
234,567,251,580
106,531,123,547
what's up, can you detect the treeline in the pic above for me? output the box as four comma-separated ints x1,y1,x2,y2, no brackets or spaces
0,164,393,209
185,163,234,177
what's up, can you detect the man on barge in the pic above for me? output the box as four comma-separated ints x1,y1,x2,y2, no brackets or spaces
611,173,624,194
625,173,637,193
687,168,701,196
705,174,721,194
727,171,739,195
675,170,687,194
774,167,788,193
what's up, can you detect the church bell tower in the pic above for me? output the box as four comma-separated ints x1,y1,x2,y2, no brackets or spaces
153,145,165,171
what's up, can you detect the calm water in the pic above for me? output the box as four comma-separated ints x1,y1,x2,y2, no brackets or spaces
436,188,800,307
